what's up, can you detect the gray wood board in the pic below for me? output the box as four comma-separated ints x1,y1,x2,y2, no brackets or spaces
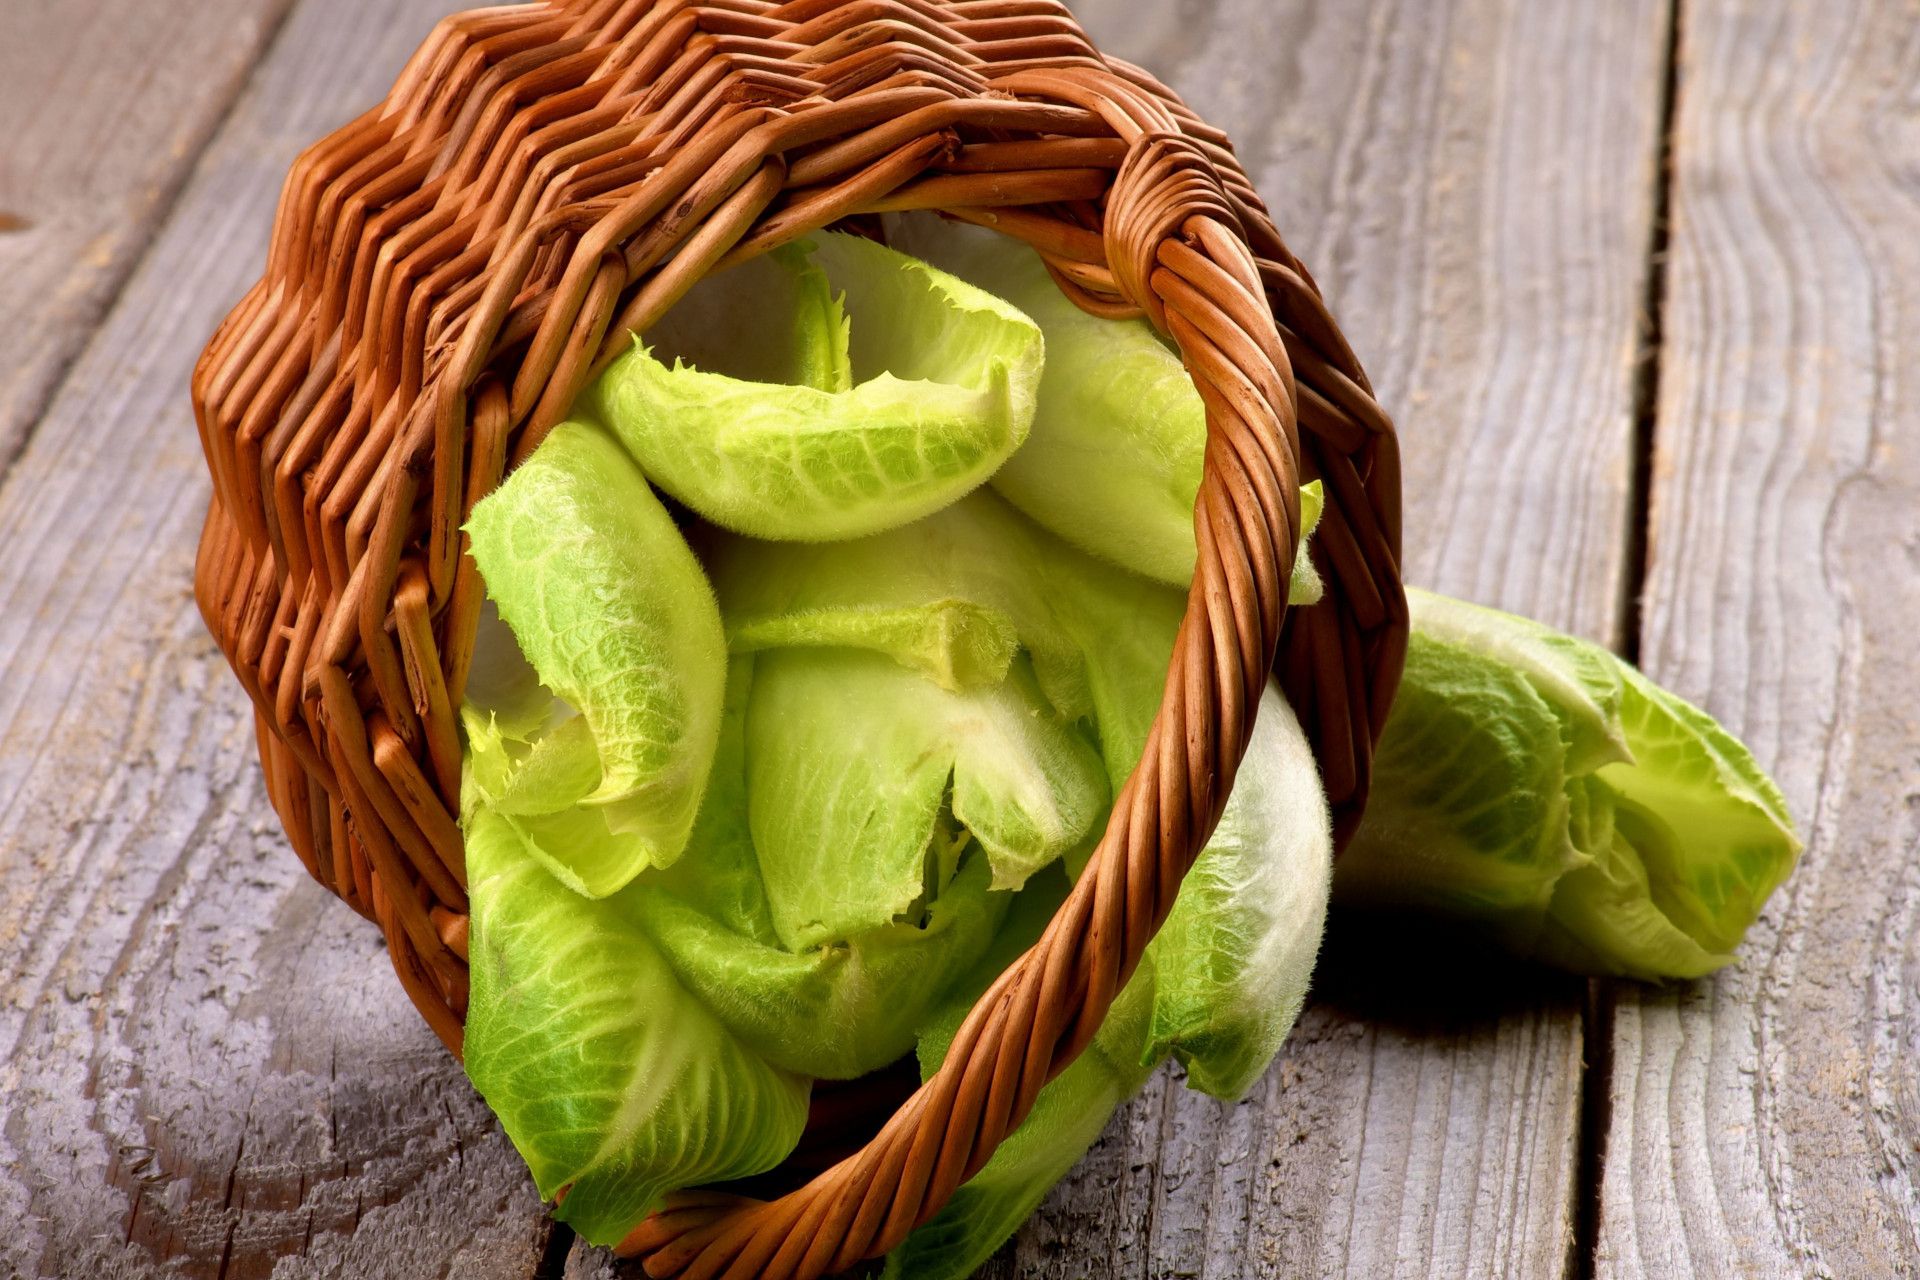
0,0,295,474
1599,0,1920,1276
0,1,557,1278
940,1,1671,1276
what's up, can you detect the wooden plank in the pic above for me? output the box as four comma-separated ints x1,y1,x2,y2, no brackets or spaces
955,0,1672,1275
0,3,560,1279
1599,0,1920,1275
0,0,296,472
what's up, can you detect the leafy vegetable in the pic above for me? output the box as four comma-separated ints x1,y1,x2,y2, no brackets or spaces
709,488,1085,713
1139,686,1331,1097
889,216,1207,586
712,487,1333,1106
463,806,810,1244
1334,589,1802,979
747,647,1108,931
634,659,1013,1080
890,215,1327,605
462,418,726,897
705,501,1104,904
728,599,1019,692
592,233,1043,542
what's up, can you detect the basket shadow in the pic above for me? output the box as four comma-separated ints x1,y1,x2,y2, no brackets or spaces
572,1241,884,1280
1306,904,1593,1031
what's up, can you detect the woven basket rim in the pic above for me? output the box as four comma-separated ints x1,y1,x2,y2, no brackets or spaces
189,2,1407,1275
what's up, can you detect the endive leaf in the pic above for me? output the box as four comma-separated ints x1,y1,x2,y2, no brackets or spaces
745,647,1108,946
463,418,726,896
462,807,809,1246
592,233,1043,542
637,659,1011,1079
890,216,1207,586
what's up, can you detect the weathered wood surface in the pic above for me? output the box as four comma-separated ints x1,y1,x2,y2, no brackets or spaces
0,0,295,473
0,2,559,1278
1599,0,1920,1276
941,1,1673,1276
4,0,1908,1277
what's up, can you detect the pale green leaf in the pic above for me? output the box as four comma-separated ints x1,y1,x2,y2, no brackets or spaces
637,659,1011,1079
1337,588,1802,979
592,232,1042,542
707,484,1090,719
728,599,1019,693
462,808,809,1246
1142,685,1332,1099
745,647,1108,946
890,216,1205,585
1333,621,1585,922
463,419,727,896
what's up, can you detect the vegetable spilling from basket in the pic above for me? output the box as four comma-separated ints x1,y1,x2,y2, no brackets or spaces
455,217,1800,1273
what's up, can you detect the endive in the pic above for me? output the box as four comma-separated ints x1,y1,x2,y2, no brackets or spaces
1336,589,1802,980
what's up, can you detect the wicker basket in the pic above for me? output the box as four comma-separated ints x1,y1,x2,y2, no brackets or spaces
190,1,1406,1275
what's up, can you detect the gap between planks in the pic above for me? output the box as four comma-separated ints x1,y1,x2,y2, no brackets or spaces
1574,1,1687,1275
1599,0,1920,1272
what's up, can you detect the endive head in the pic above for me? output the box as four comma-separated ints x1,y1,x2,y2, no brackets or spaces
1336,588,1802,980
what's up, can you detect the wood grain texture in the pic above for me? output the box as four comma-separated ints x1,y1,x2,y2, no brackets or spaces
0,2,557,1278
1600,0,1920,1275
913,1,1668,1276
0,0,296,475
